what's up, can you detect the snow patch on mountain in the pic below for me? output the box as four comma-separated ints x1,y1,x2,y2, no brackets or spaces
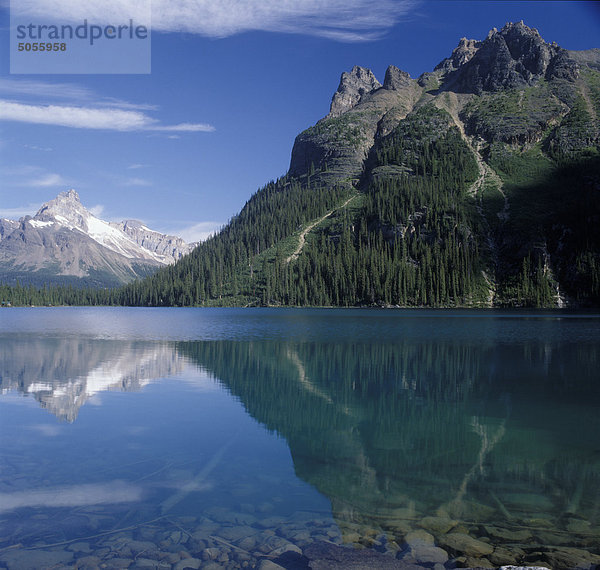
32,189,192,264
0,189,195,286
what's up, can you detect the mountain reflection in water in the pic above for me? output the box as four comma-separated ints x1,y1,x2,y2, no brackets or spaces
0,337,184,421
1,331,599,562
179,339,600,545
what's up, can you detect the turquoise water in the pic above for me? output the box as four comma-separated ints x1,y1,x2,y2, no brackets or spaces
0,308,599,569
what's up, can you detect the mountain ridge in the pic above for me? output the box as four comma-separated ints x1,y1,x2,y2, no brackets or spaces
0,189,194,288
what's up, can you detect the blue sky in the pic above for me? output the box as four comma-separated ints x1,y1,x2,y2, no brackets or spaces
1,1,599,242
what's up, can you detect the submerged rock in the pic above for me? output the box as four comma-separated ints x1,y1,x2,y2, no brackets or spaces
257,560,287,570
464,555,495,567
541,547,600,569
400,529,448,565
419,516,457,535
438,532,494,557
218,524,258,542
305,540,406,569
484,525,533,542
173,558,201,570
489,546,523,566
0,549,74,569
566,518,592,534
105,558,133,568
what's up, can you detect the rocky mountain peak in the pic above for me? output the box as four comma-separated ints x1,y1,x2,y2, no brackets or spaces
113,219,192,263
0,218,19,241
0,190,195,286
383,65,412,90
60,188,79,201
35,188,87,226
435,37,481,73
329,65,381,117
438,21,579,94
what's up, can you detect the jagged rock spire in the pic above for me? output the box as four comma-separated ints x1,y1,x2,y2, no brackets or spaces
329,65,381,117
435,21,579,93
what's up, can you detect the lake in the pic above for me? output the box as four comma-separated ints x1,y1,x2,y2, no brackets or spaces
1,307,599,569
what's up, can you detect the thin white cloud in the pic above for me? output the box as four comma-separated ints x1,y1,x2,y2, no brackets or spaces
0,79,158,111
0,100,215,133
15,0,417,42
122,177,152,187
128,163,147,170
2,164,42,176
0,164,72,192
172,221,222,243
0,203,41,219
24,144,53,151
0,78,94,100
89,204,105,217
153,123,215,132
29,172,66,187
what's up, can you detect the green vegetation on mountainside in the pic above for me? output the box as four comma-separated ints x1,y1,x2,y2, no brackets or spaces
126,106,492,307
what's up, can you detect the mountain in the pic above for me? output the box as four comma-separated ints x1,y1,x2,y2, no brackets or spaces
4,21,600,307
0,190,194,288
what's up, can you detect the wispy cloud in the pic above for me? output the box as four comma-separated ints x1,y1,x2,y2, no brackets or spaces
29,172,66,187
0,203,41,219
152,123,216,132
89,204,105,217
15,0,417,42
1,164,70,193
122,177,152,187
24,144,53,151
171,221,222,243
0,100,215,133
128,163,148,170
0,78,94,100
0,79,158,111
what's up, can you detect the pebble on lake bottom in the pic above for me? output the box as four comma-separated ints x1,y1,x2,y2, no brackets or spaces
2,504,600,570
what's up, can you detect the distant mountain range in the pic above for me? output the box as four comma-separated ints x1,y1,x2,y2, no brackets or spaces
0,190,194,287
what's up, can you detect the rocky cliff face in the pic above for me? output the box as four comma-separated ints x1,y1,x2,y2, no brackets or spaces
0,190,194,287
0,219,18,241
328,65,382,118
289,20,597,179
288,64,421,187
285,21,600,307
438,21,579,94
112,219,192,264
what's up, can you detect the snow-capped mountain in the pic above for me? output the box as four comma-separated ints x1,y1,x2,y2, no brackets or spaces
0,190,194,287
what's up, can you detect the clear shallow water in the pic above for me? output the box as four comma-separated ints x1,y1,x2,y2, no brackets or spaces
0,308,599,569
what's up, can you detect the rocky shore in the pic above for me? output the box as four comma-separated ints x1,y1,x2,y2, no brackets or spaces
1,505,599,570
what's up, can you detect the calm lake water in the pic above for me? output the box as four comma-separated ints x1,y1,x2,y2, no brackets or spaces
1,307,599,569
